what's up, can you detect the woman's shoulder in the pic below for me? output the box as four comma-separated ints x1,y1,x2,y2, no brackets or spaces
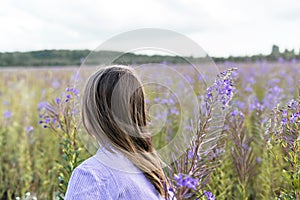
74,154,116,180
64,155,119,200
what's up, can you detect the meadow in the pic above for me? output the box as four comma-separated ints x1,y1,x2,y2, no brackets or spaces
0,61,299,200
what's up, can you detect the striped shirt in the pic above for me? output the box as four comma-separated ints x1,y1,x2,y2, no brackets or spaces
64,146,165,200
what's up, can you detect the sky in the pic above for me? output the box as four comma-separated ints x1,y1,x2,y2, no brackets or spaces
0,0,300,57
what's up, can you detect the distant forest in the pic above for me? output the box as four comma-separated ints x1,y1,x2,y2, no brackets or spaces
0,45,299,67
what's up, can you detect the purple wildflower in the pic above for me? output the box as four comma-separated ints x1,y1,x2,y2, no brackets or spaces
282,118,288,125
25,126,34,133
203,190,215,200
250,97,264,111
205,69,235,109
174,173,198,190
56,98,61,104
44,118,51,124
288,99,298,110
244,85,253,93
236,101,246,109
3,111,12,119
183,177,198,190
65,94,71,102
246,76,256,85
242,143,249,150
239,111,245,119
38,101,49,110
145,99,150,105
290,113,298,124
72,88,80,96
52,79,60,88
256,157,262,163
52,118,57,123
170,108,179,115
154,97,160,103
174,173,183,185
188,149,194,159
70,72,81,82
231,109,239,117
282,110,288,117
66,87,80,96
184,74,194,84
161,99,169,104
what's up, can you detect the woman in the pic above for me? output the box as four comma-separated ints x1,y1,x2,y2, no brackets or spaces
65,65,169,199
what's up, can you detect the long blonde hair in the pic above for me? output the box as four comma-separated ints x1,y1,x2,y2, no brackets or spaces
82,65,168,197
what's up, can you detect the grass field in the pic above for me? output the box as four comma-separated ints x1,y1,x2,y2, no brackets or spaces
0,61,299,199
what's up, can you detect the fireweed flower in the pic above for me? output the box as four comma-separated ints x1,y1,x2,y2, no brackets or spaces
287,99,298,110
52,79,61,88
44,117,51,124
203,190,215,200
239,111,245,119
256,157,262,163
174,173,199,190
244,85,253,93
39,86,80,130
205,68,236,109
184,74,194,84
52,118,57,123
174,173,183,186
188,149,194,159
282,109,288,117
231,109,239,117
56,97,61,104
289,113,298,124
3,111,12,119
281,118,288,125
70,72,82,83
263,85,284,110
25,126,34,133
38,101,49,110
246,76,256,85
250,96,264,112
235,101,246,110
66,87,80,96
170,108,179,115
65,94,71,102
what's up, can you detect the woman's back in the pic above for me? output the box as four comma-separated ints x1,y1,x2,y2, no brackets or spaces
65,147,164,200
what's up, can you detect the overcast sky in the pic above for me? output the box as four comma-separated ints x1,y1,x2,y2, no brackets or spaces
1,0,299,57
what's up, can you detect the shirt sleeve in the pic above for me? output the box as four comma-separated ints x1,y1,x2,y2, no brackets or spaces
64,166,114,200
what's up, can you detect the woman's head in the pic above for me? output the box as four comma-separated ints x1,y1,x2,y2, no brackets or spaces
82,65,149,151
82,65,168,197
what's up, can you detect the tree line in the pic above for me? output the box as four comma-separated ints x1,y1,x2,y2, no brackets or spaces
0,45,299,67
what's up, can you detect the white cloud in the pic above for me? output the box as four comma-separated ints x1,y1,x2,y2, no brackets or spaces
0,0,299,56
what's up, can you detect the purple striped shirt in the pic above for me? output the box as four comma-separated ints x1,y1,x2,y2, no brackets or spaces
64,147,165,200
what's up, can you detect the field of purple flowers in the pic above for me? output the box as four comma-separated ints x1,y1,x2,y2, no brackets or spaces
0,61,299,200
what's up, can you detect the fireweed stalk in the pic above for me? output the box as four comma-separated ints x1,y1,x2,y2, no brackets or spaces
265,85,300,199
38,87,84,199
166,68,237,200
227,109,257,199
